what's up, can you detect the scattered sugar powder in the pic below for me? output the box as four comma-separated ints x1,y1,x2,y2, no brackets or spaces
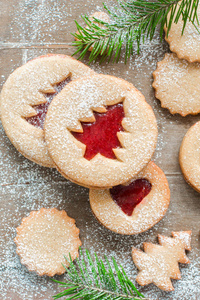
1,171,199,299
4,0,109,44
0,180,84,299
1,3,200,299
8,0,72,43
83,221,200,300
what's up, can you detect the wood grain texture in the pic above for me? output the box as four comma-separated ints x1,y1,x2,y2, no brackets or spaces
0,1,200,299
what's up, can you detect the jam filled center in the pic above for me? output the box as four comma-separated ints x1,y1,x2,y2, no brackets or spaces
26,77,71,129
110,179,152,216
72,103,124,160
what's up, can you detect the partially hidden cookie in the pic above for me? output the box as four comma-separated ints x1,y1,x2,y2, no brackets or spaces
90,11,110,23
179,121,200,192
14,208,82,276
153,53,200,116
165,5,200,63
89,162,170,235
0,54,95,167
75,12,110,52
44,74,158,188
132,231,192,291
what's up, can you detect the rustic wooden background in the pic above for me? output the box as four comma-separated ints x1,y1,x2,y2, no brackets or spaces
1,1,200,299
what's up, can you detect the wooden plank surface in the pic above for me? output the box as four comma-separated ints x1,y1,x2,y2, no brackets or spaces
0,1,200,299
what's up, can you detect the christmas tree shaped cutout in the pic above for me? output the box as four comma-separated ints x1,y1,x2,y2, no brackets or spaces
26,77,71,129
132,231,192,291
71,103,124,160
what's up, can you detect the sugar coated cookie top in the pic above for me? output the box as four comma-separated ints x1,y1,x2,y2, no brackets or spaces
153,53,200,116
45,74,158,188
0,54,95,167
14,208,82,276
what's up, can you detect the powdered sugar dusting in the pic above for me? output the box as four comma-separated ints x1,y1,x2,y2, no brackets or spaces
0,177,199,299
5,0,71,43
153,53,200,116
44,75,157,188
132,231,191,291
179,121,200,192
26,77,72,129
1,1,200,299
90,162,170,235
83,220,200,300
165,4,200,62
14,208,81,276
0,54,95,167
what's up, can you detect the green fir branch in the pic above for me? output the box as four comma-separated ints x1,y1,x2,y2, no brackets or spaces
72,0,199,63
53,248,147,300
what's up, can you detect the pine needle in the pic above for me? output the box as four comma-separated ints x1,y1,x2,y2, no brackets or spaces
72,0,199,63
52,248,147,300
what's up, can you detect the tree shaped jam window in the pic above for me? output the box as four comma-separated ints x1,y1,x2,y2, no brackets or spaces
71,103,125,160
110,179,152,216
26,77,71,129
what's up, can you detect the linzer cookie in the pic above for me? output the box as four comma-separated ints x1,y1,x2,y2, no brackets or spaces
14,208,82,276
180,121,200,192
165,5,200,63
153,53,200,116
132,231,192,291
44,74,158,188
89,162,170,235
0,54,95,167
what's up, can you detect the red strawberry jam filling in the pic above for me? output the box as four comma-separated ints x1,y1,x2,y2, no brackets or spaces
26,77,71,129
110,179,152,216
72,103,124,160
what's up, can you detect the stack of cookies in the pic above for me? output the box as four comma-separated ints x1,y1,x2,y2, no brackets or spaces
0,54,170,236
152,4,200,193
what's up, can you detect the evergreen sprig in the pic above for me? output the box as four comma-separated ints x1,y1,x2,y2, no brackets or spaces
72,0,199,63
53,248,147,300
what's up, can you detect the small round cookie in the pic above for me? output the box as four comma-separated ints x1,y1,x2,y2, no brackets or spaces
165,5,200,63
153,53,200,116
0,54,95,167
179,121,200,192
44,74,158,189
89,162,170,235
14,208,82,276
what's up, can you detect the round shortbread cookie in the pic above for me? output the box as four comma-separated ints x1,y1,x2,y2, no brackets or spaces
165,5,200,63
153,53,200,116
14,208,82,276
0,54,95,167
179,121,200,192
89,162,170,235
44,74,158,189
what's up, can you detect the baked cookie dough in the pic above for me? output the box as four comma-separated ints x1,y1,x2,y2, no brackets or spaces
89,162,170,234
165,5,200,63
153,53,200,116
132,231,192,291
0,54,95,167
14,208,82,276
179,121,200,192
44,74,158,188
